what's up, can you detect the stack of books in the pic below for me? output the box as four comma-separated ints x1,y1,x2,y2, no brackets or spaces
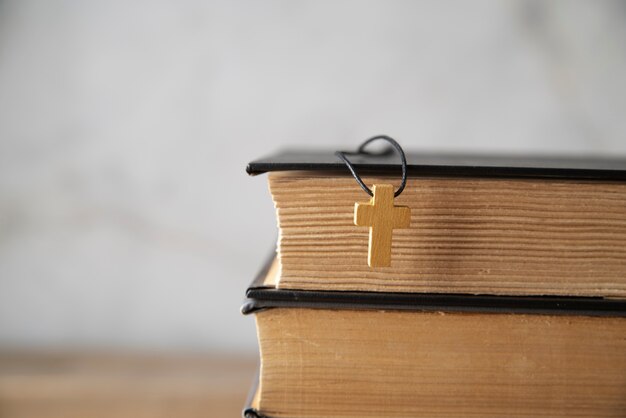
242,147,626,418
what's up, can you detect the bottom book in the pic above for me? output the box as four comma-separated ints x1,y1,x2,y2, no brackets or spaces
242,259,626,418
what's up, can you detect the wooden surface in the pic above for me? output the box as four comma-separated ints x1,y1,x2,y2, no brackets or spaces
269,171,626,297
354,184,410,267
256,308,626,418
0,351,256,418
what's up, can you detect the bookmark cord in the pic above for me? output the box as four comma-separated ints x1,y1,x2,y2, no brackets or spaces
335,135,408,198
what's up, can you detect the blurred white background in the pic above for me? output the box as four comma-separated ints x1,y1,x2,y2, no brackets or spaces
0,0,625,353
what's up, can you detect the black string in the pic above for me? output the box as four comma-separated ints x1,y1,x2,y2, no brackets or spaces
335,135,408,198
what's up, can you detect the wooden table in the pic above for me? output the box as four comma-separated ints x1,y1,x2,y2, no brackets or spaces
0,351,257,418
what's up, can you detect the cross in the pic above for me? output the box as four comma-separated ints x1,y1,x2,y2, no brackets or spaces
354,184,411,267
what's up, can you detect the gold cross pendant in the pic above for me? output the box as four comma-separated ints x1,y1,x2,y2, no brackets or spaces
355,184,411,267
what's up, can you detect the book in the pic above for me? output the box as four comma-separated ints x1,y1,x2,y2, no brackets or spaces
242,256,626,418
248,150,626,297
243,149,626,417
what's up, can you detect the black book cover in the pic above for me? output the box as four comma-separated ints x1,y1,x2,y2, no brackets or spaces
242,253,626,318
247,149,626,180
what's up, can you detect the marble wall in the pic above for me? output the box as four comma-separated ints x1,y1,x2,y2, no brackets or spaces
0,0,625,352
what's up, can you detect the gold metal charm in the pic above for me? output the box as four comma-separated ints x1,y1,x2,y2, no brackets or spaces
355,184,411,267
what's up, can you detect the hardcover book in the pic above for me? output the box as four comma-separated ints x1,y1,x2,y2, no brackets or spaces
248,150,626,297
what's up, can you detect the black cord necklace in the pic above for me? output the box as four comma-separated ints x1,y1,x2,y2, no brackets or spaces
335,134,408,198
335,135,411,268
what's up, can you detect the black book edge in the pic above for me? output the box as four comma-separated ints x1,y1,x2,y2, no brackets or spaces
246,149,626,180
241,253,626,318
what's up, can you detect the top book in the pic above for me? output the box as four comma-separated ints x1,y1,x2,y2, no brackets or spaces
248,150,626,298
